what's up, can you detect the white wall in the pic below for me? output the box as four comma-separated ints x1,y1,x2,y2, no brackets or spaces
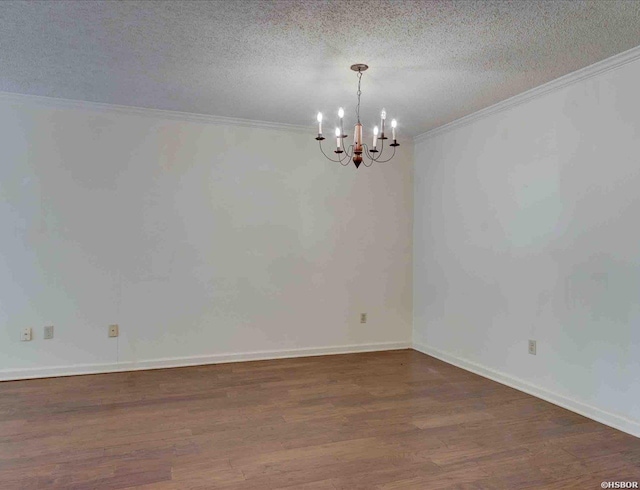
413,55,640,436
0,96,413,379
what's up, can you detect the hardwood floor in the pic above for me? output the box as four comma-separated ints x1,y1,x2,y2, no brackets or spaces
1,349,638,489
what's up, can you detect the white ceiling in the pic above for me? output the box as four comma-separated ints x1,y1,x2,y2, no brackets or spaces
1,0,640,137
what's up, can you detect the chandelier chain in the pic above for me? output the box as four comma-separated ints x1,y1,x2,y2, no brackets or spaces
356,70,362,123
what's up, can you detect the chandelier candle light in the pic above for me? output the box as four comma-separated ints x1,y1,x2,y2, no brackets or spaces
315,64,400,168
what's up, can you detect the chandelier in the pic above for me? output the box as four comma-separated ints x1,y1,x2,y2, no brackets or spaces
315,64,400,169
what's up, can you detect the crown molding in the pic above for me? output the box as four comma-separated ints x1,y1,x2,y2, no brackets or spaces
414,44,640,144
0,90,310,134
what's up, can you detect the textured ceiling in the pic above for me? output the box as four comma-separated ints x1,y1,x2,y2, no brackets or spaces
1,0,640,136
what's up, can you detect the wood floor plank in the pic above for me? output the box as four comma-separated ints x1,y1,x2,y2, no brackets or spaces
0,349,638,489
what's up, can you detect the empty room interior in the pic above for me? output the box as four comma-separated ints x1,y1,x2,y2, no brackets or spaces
1,1,640,488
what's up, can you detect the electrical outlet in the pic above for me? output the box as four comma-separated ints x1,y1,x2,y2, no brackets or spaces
528,339,537,355
360,313,367,324
21,328,32,341
108,324,119,338
44,325,54,340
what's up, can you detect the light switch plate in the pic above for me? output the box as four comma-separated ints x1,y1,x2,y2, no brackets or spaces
44,325,54,339
21,328,32,341
108,324,119,338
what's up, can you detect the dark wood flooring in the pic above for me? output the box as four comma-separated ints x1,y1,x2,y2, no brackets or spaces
0,349,638,489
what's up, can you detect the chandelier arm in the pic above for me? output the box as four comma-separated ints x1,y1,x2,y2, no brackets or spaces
331,139,351,164
371,136,385,161
339,150,350,165
362,143,375,162
367,146,381,162
362,155,374,168
371,145,397,163
341,138,354,158
361,144,374,167
318,140,348,163
371,136,395,162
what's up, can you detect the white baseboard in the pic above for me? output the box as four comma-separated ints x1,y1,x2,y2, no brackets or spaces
412,341,640,439
0,341,411,382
